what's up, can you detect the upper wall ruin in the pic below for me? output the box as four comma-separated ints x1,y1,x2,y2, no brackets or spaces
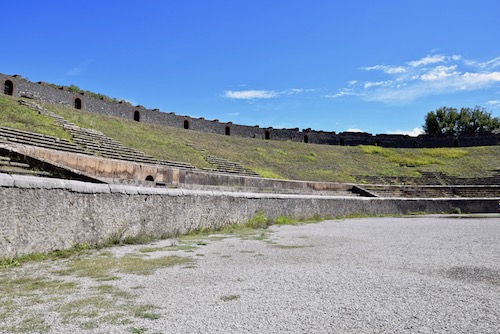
1,73,498,148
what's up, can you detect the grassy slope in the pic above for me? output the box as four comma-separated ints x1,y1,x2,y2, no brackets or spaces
0,96,72,140
1,95,498,182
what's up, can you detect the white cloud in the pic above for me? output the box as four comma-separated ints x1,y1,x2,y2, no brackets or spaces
486,100,500,108
362,65,407,74
324,89,361,99
65,67,83,76
465,56,500,69
225,90,278,100
388,128,424,137
224,87,316,100
420,65,458,81
64,59,92,76
364,80,393,89
118,98,137,105
345,128,364,133
407,55,446,67
331,54,500,104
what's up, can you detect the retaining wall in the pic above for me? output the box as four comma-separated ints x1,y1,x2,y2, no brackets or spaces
2,73,498,147
0,173,496,258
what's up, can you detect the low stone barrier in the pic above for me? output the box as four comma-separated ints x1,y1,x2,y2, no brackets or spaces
0,173,497,258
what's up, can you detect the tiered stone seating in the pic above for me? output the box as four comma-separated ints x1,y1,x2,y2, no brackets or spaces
356,170,500,187
205,155,259,176
17,100,195,170
0,126,86,154
0,154,51,177
358,184,499,198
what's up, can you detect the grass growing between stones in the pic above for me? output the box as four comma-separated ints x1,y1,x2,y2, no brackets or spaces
0,245,193,333
55,254,192,280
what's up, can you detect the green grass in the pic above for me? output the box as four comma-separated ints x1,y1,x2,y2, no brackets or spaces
56,254,192,279
0,96,498,182
0,95,72,140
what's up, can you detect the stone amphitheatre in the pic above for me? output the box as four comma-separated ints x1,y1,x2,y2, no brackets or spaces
0,73,499,258
1,73,500,334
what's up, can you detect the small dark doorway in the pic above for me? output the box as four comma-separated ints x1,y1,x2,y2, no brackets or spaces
145,175,154,182
340,138,345,146
375,140,381,147
184,120,190,129
453,139,458,147
265,131,270,140
134,110,140,122
74,98,82,110
304,135,309,143
225,126,231,136
4,80,14,96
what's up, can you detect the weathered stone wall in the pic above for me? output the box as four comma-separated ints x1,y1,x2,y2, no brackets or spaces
2,73,498,147
0,173,496,258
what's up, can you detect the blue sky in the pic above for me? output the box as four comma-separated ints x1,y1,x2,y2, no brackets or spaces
2,0,499,135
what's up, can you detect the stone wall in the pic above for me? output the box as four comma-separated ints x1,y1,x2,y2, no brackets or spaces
2,73,498,147
0,173,496,258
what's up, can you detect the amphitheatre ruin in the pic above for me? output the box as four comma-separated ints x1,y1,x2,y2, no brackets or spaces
0,73,499,258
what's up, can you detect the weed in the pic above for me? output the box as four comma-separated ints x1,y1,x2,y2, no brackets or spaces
138,247,164,253
220,294,240,302
245,210,271,229
133,304,161,320
274,244,306,249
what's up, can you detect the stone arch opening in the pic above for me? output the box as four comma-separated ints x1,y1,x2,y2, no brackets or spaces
145,175,154,182
265,131,270,140
304,135,309,143
340,138,345,146
134,110,140,122
375,140,381,147
225,126,231,136
74,98,82,110
453,139,458,147
4,80,14,96
184,120,190,129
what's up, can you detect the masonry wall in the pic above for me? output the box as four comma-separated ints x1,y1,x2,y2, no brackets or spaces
0,174,496,258
2,73,499,147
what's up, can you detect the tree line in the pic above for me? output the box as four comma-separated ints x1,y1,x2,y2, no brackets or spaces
423,106,499,136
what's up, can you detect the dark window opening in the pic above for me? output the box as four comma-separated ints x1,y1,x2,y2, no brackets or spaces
134,110,140,122
74,98,82,110
184,120,189,129
340,138,345,146
145,175,154,182
304,135,309,143
225,126,231,136
265,131,270,140
4,80,14,96
453,139,458,147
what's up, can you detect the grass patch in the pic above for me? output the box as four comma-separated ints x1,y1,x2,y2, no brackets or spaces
0,96,72,140
56,254,192,279
133,304,161,320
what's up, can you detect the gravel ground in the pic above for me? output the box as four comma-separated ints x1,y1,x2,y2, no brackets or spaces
2,215,500,333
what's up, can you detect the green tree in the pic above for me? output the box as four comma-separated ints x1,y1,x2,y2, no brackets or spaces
423,106,499,135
